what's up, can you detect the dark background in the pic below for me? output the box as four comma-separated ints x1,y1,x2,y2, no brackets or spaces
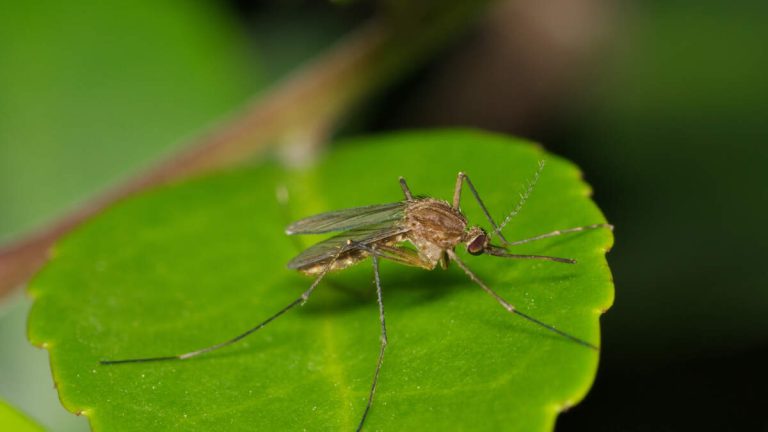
1,1,766,430
366,2,768,429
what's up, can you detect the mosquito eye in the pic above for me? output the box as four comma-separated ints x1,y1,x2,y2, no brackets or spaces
467,234,486,256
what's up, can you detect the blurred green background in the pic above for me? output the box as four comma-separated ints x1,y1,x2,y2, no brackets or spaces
1,0,766,430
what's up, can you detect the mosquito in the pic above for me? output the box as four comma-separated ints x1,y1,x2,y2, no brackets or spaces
101,161,612,431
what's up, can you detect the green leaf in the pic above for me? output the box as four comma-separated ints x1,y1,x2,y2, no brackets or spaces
28,130,613,431
0,399,43,432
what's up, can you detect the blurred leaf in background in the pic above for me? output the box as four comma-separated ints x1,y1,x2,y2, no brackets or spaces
0,0,262,429
0,399,43,432
0,1,262,241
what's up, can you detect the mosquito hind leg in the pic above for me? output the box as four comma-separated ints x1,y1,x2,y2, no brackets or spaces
100,245,349,365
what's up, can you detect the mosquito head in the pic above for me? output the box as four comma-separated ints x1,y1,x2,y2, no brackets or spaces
464,226,489,256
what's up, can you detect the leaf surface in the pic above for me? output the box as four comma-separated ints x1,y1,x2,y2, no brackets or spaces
28,130,614,431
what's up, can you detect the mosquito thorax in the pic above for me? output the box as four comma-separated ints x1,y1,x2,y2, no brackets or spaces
404,198,468,249
464,227,489,255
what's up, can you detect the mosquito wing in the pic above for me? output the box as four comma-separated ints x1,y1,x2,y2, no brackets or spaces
285,202,406,235
286,222,409,270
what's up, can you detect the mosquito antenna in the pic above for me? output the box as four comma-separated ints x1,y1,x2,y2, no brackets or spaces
491,160,546,245
447,249,599,351
100,245,348,365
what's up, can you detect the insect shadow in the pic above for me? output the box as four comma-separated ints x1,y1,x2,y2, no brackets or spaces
301,264,468,315
101,162,612,431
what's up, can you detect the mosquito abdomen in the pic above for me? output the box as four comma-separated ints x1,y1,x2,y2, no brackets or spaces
294,249,369,275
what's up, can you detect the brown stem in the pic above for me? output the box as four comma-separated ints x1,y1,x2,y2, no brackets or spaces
0,3,492,299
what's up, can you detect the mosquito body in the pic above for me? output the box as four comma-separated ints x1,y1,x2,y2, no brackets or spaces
287,197,475,275
101,163,612,431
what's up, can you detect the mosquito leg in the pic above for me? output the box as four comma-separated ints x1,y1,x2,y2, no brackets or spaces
453,172,510,245
486,251,577,264
446,249,598,351
100,245,349,365
399,177,414,200
452,172,463,208
506,223,613,246
355,247,388,432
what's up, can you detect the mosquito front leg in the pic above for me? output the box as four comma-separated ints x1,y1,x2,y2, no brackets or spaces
399,177,414,201
100,245,349,365
446,249,598,351
453,172,509,244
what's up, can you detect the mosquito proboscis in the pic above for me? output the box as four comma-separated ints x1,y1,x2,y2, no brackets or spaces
101,161,612,431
